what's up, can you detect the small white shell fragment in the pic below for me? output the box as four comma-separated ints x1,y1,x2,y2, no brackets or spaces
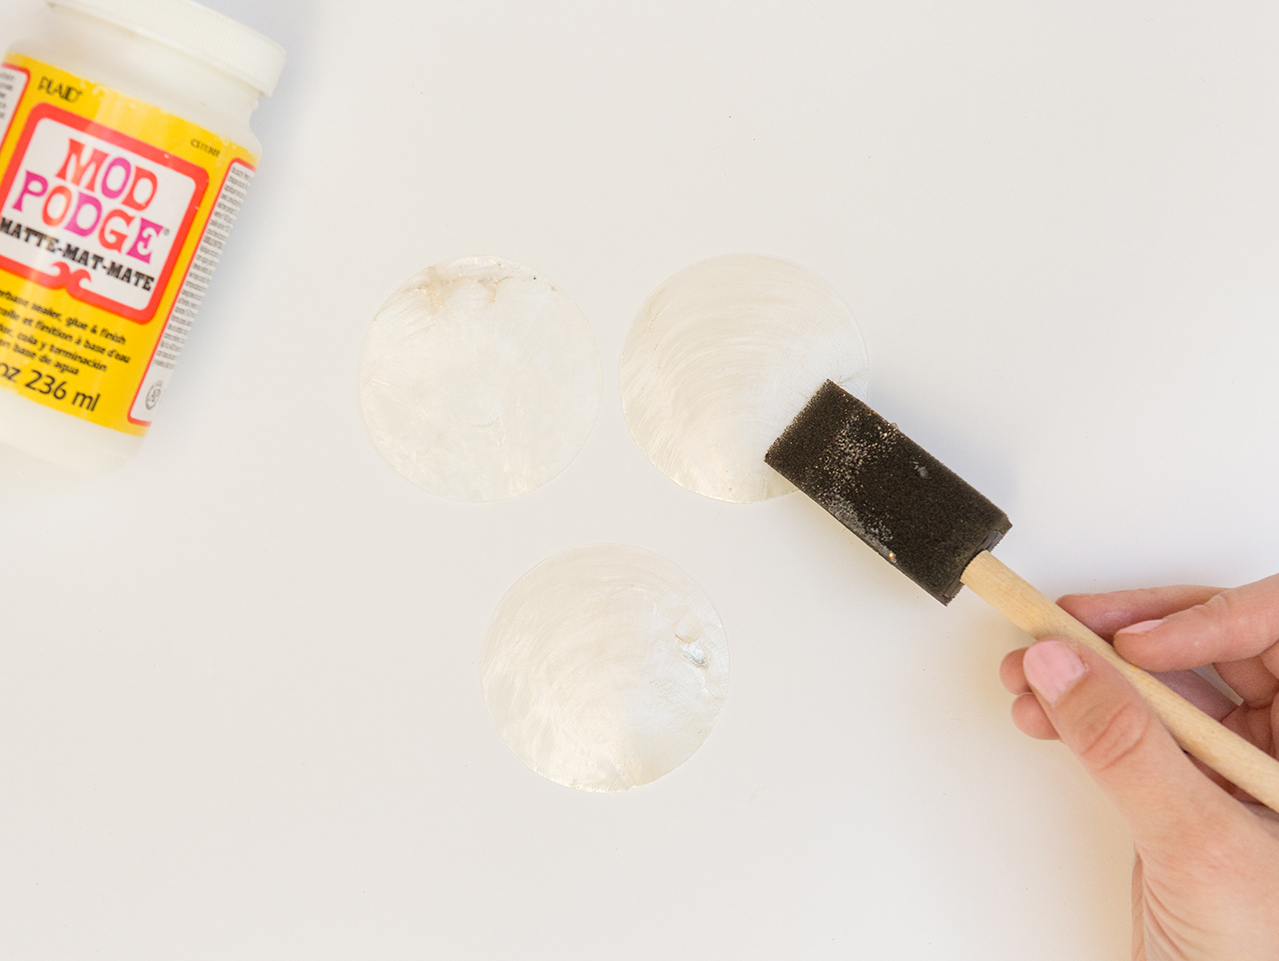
480,544,729,793
620,254,870,503
359,257,602,502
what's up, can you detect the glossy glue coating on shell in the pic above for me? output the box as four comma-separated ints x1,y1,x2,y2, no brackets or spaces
620,254,870,503
480,544,729,793
359,257,602,501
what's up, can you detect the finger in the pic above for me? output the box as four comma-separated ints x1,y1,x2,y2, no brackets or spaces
1057,585,1222,640
1001,652,1236,736
1000,648,1030,695
1214,656,1279,710
1011,692,1059,739
1021,637,1238,852
1230,704,1276,757
1011,663,1248,766
1113,574,1279,672
1151,669,1237,721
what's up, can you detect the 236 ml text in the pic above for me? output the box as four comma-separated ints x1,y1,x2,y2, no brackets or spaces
0,362,101,411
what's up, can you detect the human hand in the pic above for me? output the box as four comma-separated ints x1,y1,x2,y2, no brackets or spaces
999,576,1279,961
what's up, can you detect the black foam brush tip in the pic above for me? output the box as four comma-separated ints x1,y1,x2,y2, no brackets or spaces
765,381,1011,605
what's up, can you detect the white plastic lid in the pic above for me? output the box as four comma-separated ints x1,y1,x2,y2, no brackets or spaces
50,0,286,96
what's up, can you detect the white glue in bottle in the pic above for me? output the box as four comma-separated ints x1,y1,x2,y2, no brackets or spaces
0,0,284,471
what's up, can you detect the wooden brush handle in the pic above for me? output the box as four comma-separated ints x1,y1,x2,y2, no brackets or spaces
961,550,1279,815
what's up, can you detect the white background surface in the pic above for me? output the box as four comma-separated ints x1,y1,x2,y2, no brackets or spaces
0,1,1276,958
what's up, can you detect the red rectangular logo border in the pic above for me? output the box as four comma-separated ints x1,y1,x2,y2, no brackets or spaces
0,101,209,324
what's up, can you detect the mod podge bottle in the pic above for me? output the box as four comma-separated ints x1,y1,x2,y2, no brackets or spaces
0,0,284,471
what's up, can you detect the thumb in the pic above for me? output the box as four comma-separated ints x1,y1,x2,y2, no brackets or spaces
1022,638,1233,850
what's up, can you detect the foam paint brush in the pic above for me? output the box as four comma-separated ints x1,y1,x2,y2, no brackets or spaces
766,380,1279,813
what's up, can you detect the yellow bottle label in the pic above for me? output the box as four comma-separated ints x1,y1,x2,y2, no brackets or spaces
0,54,257,435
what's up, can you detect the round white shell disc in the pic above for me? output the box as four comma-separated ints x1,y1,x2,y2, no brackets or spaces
620,254,870,503
360,257,602,502
480,544,729,793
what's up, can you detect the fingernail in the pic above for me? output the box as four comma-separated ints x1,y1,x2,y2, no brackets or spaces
1023,641,1086,704
1116,618,1165,636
